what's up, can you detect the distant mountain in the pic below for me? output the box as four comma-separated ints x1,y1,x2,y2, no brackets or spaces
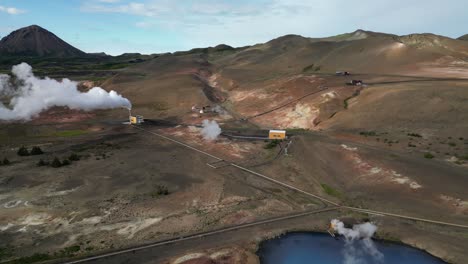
0,25,85,57
320,29,397,42
88,52,109,57
458,34,468,41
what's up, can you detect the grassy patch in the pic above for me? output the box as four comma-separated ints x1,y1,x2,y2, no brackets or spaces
285,128,308,134
264,139,281,149
54,130,87,137
143,101,170,111
11,253,52,264
0,247,13,261
151,184,169,198
343,90,360,109
10,245,82,264
359,131,377,137
302,64,315,72
424,153,435,159
302,64,321,72
321,183,342,198
58,245,81,256
407,133,422,138
343,97,351,109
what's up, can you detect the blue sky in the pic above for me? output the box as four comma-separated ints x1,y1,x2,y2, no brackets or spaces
1,0,467,55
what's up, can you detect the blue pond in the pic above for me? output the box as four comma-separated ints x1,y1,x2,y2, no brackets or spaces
257,232,446,264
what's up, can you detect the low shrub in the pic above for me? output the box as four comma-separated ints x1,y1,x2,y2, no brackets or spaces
424,153,434,159
51,157,62,168
68,153,80,161
17,146,30,156
2,158,10,166
360,131,377,137
30,146,44,155
152,185,169,197
264,140,281,149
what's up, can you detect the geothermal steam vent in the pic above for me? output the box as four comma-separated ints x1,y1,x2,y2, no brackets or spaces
0,63,131,121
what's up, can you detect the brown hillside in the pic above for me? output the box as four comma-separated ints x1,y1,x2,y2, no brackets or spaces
101,29,468,135
458,34,468,41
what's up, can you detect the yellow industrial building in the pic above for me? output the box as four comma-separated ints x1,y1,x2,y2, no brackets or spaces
129,115,144,125
268,130,286,140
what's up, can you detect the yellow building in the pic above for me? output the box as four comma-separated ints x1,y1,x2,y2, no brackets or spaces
129,115,144,124
268,130,286,140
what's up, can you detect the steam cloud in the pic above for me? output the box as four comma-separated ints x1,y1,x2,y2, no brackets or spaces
0,63,131,121
331,219,384,264
200,119,221,141
212,105,227,115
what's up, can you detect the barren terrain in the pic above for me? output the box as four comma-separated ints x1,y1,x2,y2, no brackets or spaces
1,29,468,264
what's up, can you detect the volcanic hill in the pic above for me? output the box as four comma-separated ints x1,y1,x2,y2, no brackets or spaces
0,25,85,57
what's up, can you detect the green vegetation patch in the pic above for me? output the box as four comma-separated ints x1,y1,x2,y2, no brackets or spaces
407,133,422,138
30,146,44,155
302,64,315,72
151,184,169,198
0,247,13,261
264,139,281,149
302,64,322,72
9,245,82,264
359,131,377,137
321,183,342,198
0,158,10,166
38,154,78,168
285,128,308,134
17,146,30,156
58,245,81,256
11,253,51,264
424,153,435,159
54,130,88,137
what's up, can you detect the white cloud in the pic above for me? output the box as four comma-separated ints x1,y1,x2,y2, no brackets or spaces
80,0,468,52
135,21,151,28
82,0,267,18
98,0,121,3
0,5,25,15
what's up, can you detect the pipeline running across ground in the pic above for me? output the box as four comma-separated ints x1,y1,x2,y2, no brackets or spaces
53,125,468,264
132,125,468,229
61,207,338,264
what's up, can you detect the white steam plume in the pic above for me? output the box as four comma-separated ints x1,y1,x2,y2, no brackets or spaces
331,219,384,264
200,119,221,141
212,105,227,115
0,63,131,121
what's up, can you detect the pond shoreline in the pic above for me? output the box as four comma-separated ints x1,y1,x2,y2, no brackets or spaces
255,231,448,264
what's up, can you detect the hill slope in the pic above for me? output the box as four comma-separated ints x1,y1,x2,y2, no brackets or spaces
458,34,468,41
0,25,85,57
